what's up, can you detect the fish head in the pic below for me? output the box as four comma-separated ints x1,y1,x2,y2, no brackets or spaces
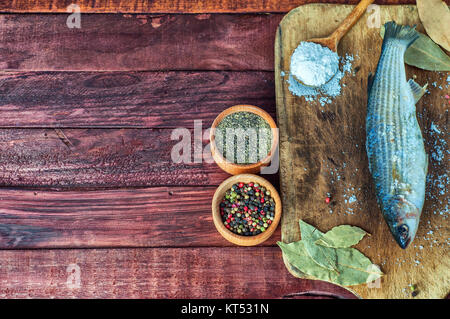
384,196,420,249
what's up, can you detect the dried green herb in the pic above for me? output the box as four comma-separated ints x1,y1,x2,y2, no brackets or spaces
215,111,273,164
315,225,368,248
380,26,450,71
278,220,383,287
299,220,339,273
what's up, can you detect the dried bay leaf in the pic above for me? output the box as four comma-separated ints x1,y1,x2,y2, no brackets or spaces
299,220,339,273
315,225,368,248
404,32,450,71
278,241,338,283
417,0,450,51
333,248,383,286
380,26,450,71
279,220,383,287
279,241,383,286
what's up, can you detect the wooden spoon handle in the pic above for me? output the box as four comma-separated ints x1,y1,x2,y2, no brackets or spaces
330,0,375,43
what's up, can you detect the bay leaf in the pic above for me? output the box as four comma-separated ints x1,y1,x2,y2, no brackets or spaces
417,0,450,51
332,247,383,286
299,220,339,273
380,26,450,71
277,241,338,283
278,241,384,286
315,225,368,248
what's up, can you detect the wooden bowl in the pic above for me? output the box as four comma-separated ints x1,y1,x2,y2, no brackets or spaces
212,174,282,246
210,105,278,175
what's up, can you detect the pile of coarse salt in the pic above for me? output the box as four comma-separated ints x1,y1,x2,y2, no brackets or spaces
284,41,355,106
290,41,339,87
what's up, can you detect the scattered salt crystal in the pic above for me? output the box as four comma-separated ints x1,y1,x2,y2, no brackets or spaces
348,195,357,204
425,121,449,218
288,74,317,98
430,122,441,134
342,53,354,73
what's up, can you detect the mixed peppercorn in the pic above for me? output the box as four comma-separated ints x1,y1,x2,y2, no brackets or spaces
220,182,276,236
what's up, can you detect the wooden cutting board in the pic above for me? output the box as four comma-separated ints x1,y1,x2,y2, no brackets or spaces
275,4,449,299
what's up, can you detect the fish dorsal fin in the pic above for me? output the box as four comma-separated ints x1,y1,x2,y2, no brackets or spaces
368,72,375,93
408,79,428,104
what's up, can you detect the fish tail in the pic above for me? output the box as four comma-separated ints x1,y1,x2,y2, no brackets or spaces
382,21,419,51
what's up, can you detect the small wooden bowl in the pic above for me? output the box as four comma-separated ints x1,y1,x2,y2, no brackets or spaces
212,174,282,246
210,105,279,175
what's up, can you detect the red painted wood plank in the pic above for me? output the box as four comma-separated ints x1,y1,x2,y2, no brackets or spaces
0,128,227,188
0,0,424,13
0,247,357,298
0,14,282,71
0,186,280,248
0,128,279,188
0,71,275,128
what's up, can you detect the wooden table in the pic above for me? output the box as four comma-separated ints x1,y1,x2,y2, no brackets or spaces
0,0,420,299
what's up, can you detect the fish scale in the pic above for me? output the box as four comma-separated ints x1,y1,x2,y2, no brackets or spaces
366,22,428,249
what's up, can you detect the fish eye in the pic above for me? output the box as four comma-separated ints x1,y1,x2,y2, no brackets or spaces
397,224,409,238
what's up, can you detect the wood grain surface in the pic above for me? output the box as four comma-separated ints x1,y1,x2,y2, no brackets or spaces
0,1,429,13
0,186,280,248
276,4,449,299
0,247,357,298
0,128,233,188
2,0,439,299
0,14,282,71
0,71,275,128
